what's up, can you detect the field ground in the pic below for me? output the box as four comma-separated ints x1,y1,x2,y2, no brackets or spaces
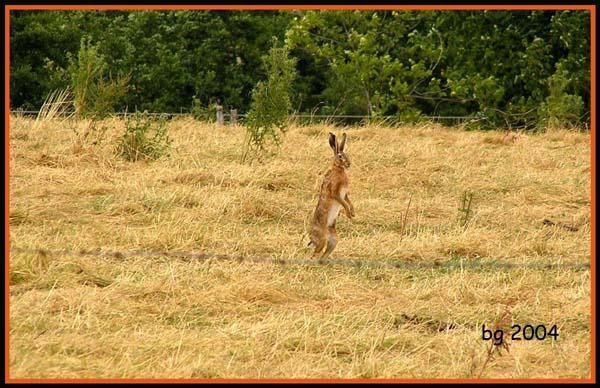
8,116,591,379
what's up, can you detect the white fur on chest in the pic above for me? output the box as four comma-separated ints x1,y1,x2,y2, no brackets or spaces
327,186,348,226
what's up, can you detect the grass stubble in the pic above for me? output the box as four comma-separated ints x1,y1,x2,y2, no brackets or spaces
8,115,591,379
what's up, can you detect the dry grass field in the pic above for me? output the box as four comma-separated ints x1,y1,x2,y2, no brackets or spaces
8,115,592,379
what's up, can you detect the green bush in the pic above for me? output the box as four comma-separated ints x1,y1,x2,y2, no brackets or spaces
116,112,172,161
243,40,297,162
191,95,217,123
538,64,585,130
68,36,129,119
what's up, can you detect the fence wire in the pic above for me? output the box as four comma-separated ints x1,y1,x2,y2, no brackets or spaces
9,247,590,272
9,110,471,124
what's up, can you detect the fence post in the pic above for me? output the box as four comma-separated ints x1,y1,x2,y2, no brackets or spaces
230,108,238,125
216,104,224,126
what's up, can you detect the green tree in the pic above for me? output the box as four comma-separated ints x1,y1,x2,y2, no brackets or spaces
67,36,129,118
286,11,444,121
434,10,589,128
10,11,81,110
10,10,590,129
243,40,297,162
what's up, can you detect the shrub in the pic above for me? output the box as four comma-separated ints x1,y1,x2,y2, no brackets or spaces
538,64,585,130
243,39,297,162
68,36,129,119
191,95,217,123
116,112,172,161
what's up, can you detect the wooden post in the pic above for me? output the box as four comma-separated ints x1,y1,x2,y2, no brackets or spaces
230,109,238,125
216,104,224,126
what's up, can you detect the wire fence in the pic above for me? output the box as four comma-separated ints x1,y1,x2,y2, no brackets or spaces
9,110,473,125
10,247,591,272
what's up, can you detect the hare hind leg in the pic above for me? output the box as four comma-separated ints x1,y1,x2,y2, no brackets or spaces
320,227,338,260
310,235,326,258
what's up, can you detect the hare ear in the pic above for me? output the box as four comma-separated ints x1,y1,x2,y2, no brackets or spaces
328,132,337,153
338,133,347,152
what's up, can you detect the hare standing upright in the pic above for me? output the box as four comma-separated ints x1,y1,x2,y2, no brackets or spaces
308,132,355,259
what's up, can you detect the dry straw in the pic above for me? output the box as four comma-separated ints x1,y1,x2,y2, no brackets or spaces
8,116,591,379
32,88,75,131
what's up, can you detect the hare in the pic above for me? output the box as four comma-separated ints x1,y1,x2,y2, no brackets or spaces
502,130,519,145
308,132,355,259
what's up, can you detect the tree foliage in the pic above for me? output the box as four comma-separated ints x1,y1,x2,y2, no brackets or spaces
10,9,590,129
286,10,590,129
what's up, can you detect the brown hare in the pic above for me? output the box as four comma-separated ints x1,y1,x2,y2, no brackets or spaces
502,130,519,145
308,132,355,259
